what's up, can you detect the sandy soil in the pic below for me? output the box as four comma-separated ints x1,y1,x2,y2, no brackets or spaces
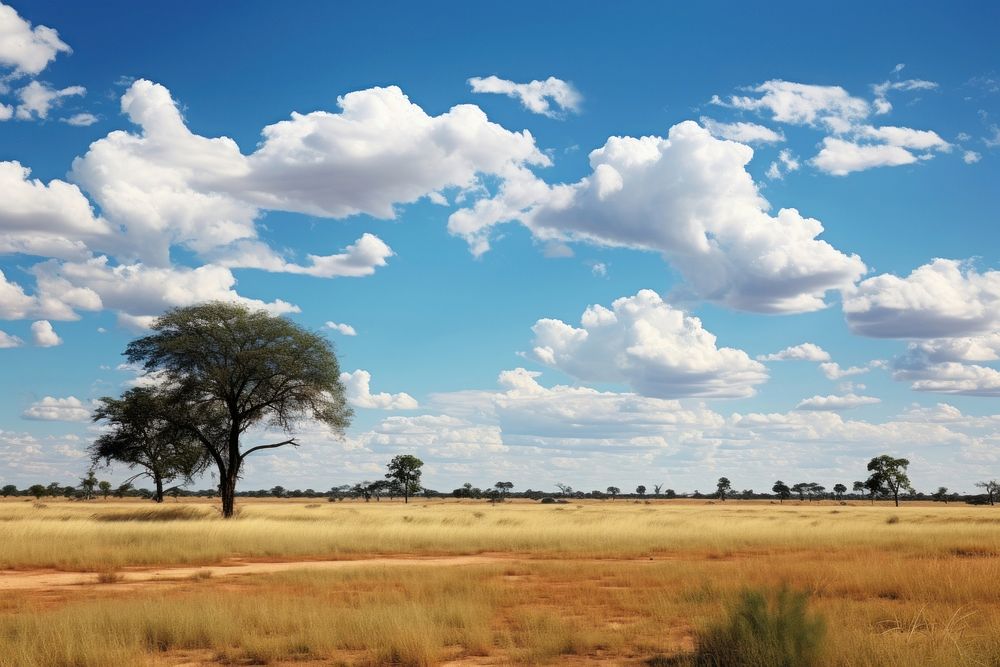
0,554,510,592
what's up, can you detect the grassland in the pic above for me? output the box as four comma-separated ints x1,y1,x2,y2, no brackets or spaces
1,498,999,665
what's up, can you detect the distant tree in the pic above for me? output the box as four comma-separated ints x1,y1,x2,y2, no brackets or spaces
976,480,999,506
636,485,646,497
772,481,791,503
607,486,621,501
832,483,847,500
664,489,677,499
791,483,808,501
352,480,378,502
98,480,112,499
806,483,826,501
28,484,46,499
931,486,949,503
857,476,885,505
653,484,663,496
555,483,573,497
270,486,286,498
716,477,732,501
494,481,514,502
866,455,912,507
91,388,208,503
46,481,62,496
79,471,98,500
1,484,16,497
386,454,423,503
121,302,352,518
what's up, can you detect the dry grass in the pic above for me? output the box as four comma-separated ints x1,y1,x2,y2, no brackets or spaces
1,499,999,665
1,498,999,570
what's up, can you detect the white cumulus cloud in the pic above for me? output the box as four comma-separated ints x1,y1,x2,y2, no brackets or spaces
796,393,881,411
758,343,830,362
22,396,90,421
30,320,61,347
340,369,418,410
468,75,581,118
527,289,768,398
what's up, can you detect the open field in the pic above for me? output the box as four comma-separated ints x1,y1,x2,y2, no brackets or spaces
2,498,1000,665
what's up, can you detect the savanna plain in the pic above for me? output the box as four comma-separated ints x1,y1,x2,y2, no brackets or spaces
1,498,999,667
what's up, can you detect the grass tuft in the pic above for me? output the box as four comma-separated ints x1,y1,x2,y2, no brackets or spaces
691,587,825,667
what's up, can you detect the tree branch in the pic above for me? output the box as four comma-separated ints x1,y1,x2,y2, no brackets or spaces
240,438,298,461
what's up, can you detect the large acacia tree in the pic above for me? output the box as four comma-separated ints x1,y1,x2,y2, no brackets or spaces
90,388,207,502
124,302,352,517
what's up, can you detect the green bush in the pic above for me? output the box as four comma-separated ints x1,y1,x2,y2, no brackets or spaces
692,587,825,667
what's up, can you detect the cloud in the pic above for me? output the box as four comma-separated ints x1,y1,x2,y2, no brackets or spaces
766,149,800,180
527,290,767,398
812,137,919,175
819,362,876,380
843,259,1000,339
699,117,784,144
0,160,111,260
872,78,938,114
325,321,357,336
22,396,91,421
0,2,71,76
340,369,418,410
893,360,1000,397
30,320,61,347
713,80,870,130
31,255,299,327
964,150,982,164
449,121,866,313
856,125,951,152
796,393,881,411
758,343,830,362
69,80,548,266
62,112,98,127
15,81,85,120
468,75,581,118
212,233,394,278
0,329,22,347
590,262,608,277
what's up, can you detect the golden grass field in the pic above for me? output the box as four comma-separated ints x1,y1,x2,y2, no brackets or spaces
1,497,999,666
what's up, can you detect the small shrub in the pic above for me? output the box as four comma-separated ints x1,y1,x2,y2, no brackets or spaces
692,587,825,667
539,497,556,504
190,570,213,581
96,570,123,584
886,516,900,524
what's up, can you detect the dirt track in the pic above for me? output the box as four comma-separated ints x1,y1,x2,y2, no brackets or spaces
0,554,510,592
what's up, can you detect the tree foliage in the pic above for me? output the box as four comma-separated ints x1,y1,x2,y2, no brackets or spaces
91,388,208,503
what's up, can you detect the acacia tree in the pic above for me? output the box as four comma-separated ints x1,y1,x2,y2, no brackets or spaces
636,485,646,498
91,388,208,503
833,483,847,500
772,481,791,503
123,302,352,518
607,486,621,501
386,455,423,503
867,455,912,507
976,480,999,506
716,477,732,501
494,481,514,502
653,483,663,496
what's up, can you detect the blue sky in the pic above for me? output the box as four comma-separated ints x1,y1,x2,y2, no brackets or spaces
1,1,999,494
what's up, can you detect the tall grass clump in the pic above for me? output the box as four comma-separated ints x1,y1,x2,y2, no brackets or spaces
692,587,825,667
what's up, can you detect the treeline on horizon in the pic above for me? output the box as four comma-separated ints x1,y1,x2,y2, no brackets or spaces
4,472,999,506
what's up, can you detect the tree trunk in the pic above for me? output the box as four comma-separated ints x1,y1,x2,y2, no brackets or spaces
154,475,164,503
893,490,899,507
220,470,238,518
